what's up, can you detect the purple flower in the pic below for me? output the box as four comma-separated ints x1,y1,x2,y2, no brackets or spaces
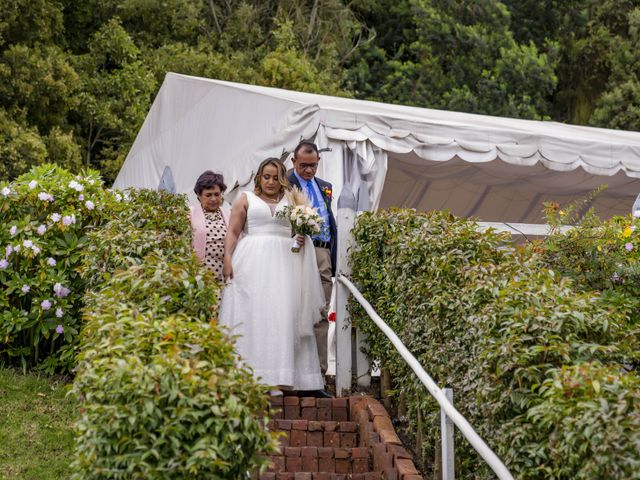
1,187,10,196
55,324,64,334
21,284,30,293
36,225,46,235
68,180,84,192
85,200,95,210
611,272,621,283
50,213,61,222
47,257,57,266
37,192,52,202
28,180,37,190
31,245,40,255
23,239,33,248
78,194,84,201
55,307,63,318
5,245,12,257
0,259,8,270
9,225,17,236
625,242,634,252
41,299,52,310
53,283,70,298
62,214,76,226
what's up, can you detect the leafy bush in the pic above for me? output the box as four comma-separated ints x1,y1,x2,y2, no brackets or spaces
0,163,120,371
78,188,195,290
72,256,277,479
349,208,640,479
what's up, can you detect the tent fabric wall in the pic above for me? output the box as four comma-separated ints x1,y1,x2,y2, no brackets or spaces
114,73,640,222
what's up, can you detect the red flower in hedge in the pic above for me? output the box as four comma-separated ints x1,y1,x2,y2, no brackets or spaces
328,311,336,322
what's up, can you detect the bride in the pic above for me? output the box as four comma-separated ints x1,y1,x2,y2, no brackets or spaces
219,157,324,393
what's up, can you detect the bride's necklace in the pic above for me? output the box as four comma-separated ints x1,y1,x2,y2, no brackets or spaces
261,192,281,203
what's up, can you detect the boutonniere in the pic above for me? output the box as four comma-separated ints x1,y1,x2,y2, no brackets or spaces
322,186,332,200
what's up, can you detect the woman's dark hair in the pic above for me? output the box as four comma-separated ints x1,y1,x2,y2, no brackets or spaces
194,170,227,195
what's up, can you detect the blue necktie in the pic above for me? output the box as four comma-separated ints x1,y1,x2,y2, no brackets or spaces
306,180,320,210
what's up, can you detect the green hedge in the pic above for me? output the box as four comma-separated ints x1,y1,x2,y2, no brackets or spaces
349,208,640,479
71,190,277,478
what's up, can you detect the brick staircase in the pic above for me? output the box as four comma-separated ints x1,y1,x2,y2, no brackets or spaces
257,395,423,480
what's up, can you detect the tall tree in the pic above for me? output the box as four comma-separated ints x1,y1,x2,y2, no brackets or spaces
347,0,558,119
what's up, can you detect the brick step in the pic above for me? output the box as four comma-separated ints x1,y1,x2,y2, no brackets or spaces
269,419,359,449
269,396,349,421
259,473,382,479
260,395,423,480
265,446,371,476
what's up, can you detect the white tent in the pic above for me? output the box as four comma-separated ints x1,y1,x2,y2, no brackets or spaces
115,73,640,393
115,72,640,225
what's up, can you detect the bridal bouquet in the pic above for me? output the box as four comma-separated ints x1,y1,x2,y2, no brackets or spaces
277,188,325,252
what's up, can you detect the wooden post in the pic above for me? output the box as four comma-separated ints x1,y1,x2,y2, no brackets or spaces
335,203,355,397
441,388,455,480
356,328,371,388
381,367,392,411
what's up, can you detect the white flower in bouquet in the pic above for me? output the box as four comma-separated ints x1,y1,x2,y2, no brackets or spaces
276,187,325,252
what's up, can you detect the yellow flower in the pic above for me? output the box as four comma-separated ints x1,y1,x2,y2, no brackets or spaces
597,245,602,252
623,226,633,238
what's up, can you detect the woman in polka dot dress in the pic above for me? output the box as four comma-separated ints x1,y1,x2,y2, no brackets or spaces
189,171,229,288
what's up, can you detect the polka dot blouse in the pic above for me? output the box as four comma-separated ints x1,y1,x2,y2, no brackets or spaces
204,209,227,282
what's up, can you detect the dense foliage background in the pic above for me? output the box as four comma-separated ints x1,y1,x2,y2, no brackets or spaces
1,0,639,185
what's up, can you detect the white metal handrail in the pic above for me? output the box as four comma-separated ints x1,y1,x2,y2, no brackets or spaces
337,274,515,480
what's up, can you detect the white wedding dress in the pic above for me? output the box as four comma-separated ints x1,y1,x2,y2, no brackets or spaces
219,191,324,390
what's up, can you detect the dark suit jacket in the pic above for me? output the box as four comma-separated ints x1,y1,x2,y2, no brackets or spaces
288,172,337,276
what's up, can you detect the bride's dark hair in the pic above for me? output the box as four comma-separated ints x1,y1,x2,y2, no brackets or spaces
253,157,290,195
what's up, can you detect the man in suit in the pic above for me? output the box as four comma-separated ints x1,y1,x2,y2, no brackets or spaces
288,141,337,386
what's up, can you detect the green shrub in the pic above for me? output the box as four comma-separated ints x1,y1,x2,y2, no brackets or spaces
506,362,640,479
72,256,277,479
349,208,640,479
78,188,195,290
0,163,120,371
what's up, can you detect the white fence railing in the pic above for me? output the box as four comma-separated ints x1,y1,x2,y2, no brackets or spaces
336,274,515,480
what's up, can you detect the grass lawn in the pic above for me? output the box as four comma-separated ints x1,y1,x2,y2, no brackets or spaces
0,367,75,480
